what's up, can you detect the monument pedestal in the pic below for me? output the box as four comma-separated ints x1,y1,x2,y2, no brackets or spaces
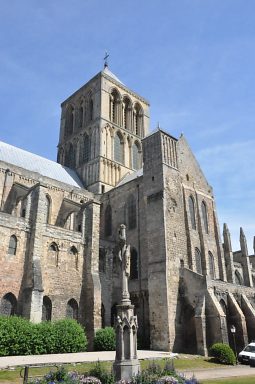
113,301,140,381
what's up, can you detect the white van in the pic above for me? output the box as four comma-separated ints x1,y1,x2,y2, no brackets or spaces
238,342,255,364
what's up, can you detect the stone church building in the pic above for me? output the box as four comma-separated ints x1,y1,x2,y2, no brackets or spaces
0,66,255,354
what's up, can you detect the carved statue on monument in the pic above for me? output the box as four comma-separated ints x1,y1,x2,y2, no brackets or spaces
118,224,131,303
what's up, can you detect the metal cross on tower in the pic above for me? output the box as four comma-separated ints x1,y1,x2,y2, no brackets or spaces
104,51,109,68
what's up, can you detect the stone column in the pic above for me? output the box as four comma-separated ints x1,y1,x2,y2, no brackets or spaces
240,228,253,287
20,183,47,322
80,200,101,350
223,223,235,283
113,224,140,381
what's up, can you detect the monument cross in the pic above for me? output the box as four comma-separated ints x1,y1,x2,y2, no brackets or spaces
113,224,140,381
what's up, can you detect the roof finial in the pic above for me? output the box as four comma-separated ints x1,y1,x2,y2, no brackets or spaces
157,122,161,130
104,51,109,68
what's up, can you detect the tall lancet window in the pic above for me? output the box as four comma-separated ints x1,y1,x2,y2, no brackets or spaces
78,102,83,128
114,132,124,164
123,97,131,130
133,103,143,136
195,248,202,274
45,195,51,224
188,195,196,230
68,143,76,168
89,98,93,121
201,201,209,234
65,105,74,137
8,235,17,255
132,142,140,170
80,134,90,164
110,89,120,124
208,251,215,279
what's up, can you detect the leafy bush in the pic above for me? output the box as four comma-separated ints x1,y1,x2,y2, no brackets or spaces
52,319,87,353
94,327,115,351
0,316,87,356
0,316,32,356
210,343,236,365
31,321,56,355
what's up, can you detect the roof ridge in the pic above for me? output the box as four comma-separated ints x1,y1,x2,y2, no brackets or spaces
0,140,83,188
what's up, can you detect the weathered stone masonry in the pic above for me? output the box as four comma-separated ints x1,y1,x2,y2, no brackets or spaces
1,66,255,353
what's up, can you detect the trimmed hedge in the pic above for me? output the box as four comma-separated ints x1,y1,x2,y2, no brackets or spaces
210,342,236,365
0,316,87,356
94,327,115,351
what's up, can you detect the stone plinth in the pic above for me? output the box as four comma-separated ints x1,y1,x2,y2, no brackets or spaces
113,302,140,381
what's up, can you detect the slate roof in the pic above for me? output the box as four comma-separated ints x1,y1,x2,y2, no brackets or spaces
0,141,83,188
116,168,143,187
101,66,124,85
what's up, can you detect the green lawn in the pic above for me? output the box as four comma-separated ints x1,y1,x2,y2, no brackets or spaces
0,357,248,383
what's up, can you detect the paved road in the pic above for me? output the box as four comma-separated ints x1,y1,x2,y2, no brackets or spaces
183,364,255,380
0,350,173,369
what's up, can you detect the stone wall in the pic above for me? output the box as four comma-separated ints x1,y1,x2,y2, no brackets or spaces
0,160,101,348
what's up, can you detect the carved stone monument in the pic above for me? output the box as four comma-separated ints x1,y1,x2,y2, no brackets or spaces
113,224,140,381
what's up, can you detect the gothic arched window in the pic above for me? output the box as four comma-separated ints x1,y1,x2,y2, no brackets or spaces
195,247,202,274
78,103,83,128
123,97,131,130
219,299,227,315
42,296,52,321
132,142,140,170
110,89,120,124
127,194,136,230
188,195,196,230
201,201,209,234
66,298,78,320
83,134,90,163
70,246,78,270
130,248,139,280
45,195,51,224
65,143,76,168
65,105,74,137
8,235,17,255
20,198,27,218
89,98,93,121
235,270,243,285
48,242,59,266
208,251,215,279
114,132,124,164
0,293,17,316
133,103,143,136
104,205,112,237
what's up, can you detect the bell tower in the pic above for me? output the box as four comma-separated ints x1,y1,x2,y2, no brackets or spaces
57,65,150,193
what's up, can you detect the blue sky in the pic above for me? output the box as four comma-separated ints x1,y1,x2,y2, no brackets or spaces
0,0,254,252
